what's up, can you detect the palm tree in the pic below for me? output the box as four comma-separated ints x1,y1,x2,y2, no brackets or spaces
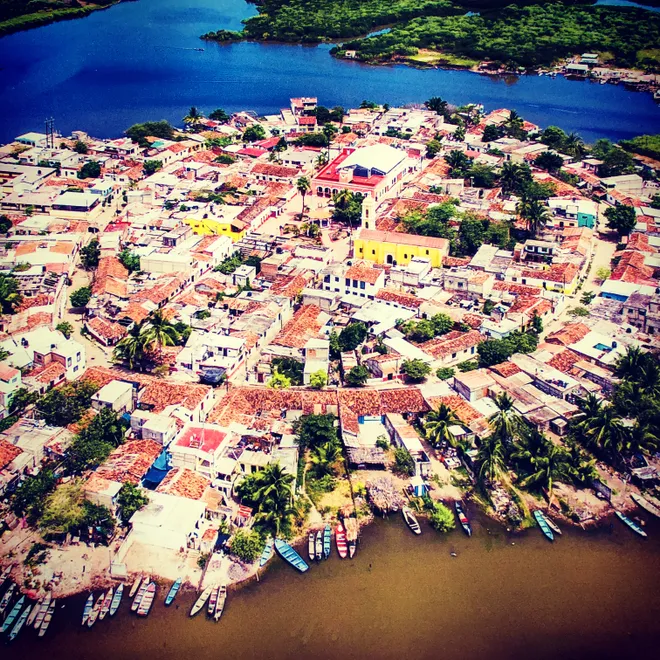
614,345,644,381
296,176,311,221
627,422,659,454
424,403,460,448
563,132,586,160
183,106,203,132
517,196,550,238
505,109,524,136
510,426,549,471
253,463,294,508
519,442,571,497
310,441,341,477
637,358,660,398
0,273,22,313
488,393,522,447
565,438,598,486
141,310,179,350
476,434,505,485
583,404,628,457
113,322,148,371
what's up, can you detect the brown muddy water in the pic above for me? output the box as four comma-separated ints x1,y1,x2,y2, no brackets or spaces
6,510,660,660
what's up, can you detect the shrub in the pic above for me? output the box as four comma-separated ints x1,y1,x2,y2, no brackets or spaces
436,367,455,380
429,502,456,532
393,447,414,477
231,530,265,563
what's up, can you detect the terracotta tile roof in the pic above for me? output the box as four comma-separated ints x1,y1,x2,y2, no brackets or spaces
133,275,186,306
0,438,22,469
419,330,484,360
427,395,483,425
273,305,324,348
92,257,129,296
547,349,582,373
462,313,483,329
443,256,471,268
50,242,75,255
546,323,591,346
626,233,656,254
270,272,310,299
376,289,423,309
123,302,151,324
378,388,429,414
611,250,656,285
95,439,162,485
493,281,541,296
26,312,53,330
24,361,66,384
84,473,118,494
521,262,579,284
489,362,522,378
156,466,210,500
0,364,20,381
16,293,52,312
345,262,384,285
87,316,127,342
252,162,300,178
425,158,451,177
15,243,36,256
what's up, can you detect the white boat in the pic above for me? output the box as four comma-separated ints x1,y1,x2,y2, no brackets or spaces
38,599,56,638
190,585,213,617
214,584,227,622
109,583,123,616
402,506,421,535
308,532,316,562
631,493,660,519
259,537,274,568
33,592,52,629
99,588,113,620
129,574,143,599
27,598,41,627
131,577,150,612
545,515,562,536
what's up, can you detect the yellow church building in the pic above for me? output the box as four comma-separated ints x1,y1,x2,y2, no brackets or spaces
353,196,450,267
183,208,248,242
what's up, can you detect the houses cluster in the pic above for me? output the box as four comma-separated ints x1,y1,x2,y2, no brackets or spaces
0,96,659,571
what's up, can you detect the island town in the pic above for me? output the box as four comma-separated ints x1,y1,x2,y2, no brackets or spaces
0,96,659,640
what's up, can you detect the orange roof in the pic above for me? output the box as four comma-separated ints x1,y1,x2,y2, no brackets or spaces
345,262,384,285
427,395,483,425
273,305,323,348
546,323,591,346
24,361,66,384
0,439,22,470
376,289,423,309
95,439,162,485
86,316,127,341
92,256,129,296
0,364,20,381
419,330,484,360
156,466,210,500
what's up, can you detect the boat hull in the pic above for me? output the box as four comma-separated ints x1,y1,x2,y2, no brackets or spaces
275,539,309,572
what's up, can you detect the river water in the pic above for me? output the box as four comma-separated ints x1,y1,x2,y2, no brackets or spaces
6,510,660,659
0,0,659,143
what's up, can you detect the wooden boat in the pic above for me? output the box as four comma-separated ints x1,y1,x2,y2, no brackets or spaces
9,603,31,642
533,510,555,542
259,537,274,568
348,541,356,559
99,588,113,620
38,599,56,638
33,592,52,629
1,595,25,633
129,574,143,599
274,538,309,572
455,502,472,537
131,577,150,612
165,578,181,606
0,565,12,591
27,598,41,627
87,593,104,628
0,582,16,614
631,493,660,519
344,518,358,558
109,583,123,616
545,515,562,536
207,585,219,616
615,510,648,538
81,593,94,626
315,531,323,560
214,584,227,622
137,582,156,617
308,532,316,562
402,506,421,535
190,585,213,617
323,525,331,559
335,523,348,558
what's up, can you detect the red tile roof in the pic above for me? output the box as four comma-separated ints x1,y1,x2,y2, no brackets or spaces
87,316,127,342
419,330,484,360
273,305,324,348
345,262,384,285
95,439,162,485
156,466,210,500
546,323,591,346
0,439,22,470
376,289,423,309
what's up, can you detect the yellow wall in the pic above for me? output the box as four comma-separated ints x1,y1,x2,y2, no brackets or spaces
184,217,246,242
354,237,445,268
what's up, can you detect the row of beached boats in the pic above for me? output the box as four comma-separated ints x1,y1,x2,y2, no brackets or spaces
0,576,57,642
189,583,227,621
401,501,473,537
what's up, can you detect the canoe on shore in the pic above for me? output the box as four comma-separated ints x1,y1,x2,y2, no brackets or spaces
27,597,41,627
348,540,356,559
545,515,562,536
129,574,143,599
1,595,25,633
615,510,648,537
81,593,93,626
137,583,156,617
455,502,472,537
214,584,227,622
38,599,56,638
259,537,274,568
87,593,104,628
402,506,421,535
33,592,52,629
165,578,182,606
207,586,219,616
274,538,309,572
631,493,660,519
308,532,316,562
190,586,213,617
99,587,113,620
0,582,16,614
131,577,150,613
316,531,323,560
335,523,348,558
9,603,31,642
323,525,331,559
533,510,555,542
109,583,123,616
0,565,12,591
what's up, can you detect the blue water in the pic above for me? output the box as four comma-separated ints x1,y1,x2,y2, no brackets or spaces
595,0,660,12
0,0,659,143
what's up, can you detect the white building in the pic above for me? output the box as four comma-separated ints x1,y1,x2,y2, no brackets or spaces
91,380,135,414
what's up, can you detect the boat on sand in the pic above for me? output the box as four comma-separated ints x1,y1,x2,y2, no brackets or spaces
402,506,421,535
274,538,309,572
190,585,213,617
631,493,660,519
165,578,181,606
335,523,348,558
616,510,647,537
533,510,554,542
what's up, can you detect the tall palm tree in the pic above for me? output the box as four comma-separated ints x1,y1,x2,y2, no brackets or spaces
583,404,628,457
113,323,148,371
627,422,659,454
0,273,22,313
510,426,549,471
499,161,530,195
296,176,311,221
142,310,179,350
488,393,522,447
476,434,505,485
519,442,571,497
310,441,341,477
517,196,550,238
183,106,203,132
563,132,586,159
614,345,644,381
565,438,598,486
253,462,295,508
424,403,461,448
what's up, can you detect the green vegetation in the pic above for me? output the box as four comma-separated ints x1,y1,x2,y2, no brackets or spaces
118,248,141,273
424,403,460,448
231,529,265,563
393,447,415,477
0,273,22,313
80,239,100,270
605,204,637,238
477,331,538,367
591,139,635,177
400,313,453,342
70,286,92,309
78,161,101,180
116,482,149,525
337,322,367,352
345,365,369,387
125,120,175,149
271,357,304,385
332,4,660,69
620,134,660,161
243,124,267,142
55,321,74,339
436,367,455,380
293,413,338,451
310,369,328,389
267,368,292,389
429,501,455,532
568,306,590,317
457,360,478,372
0,214,12,234
143,160,162,176
36,380,98,427
332,190,364,227
400,358,432,383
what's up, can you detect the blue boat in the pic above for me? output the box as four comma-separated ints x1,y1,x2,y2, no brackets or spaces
274,539,309,573
259,538,274,568
1,595,25,633
109,583,123,616
533,510,554,542
615,511,648,538
165,578,182,606
323,524,331,559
